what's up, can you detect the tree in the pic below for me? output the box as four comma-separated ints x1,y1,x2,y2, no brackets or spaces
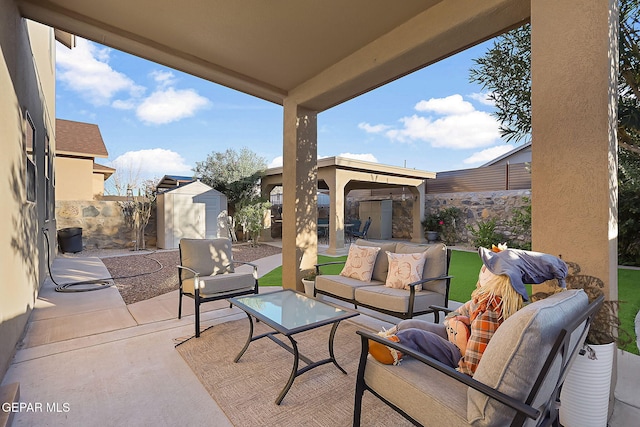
106,159,145,196
193,147,267,213
469,3,640,151
234,201,272,246
468,24,531,143
119,179,157,250
469,1,640,264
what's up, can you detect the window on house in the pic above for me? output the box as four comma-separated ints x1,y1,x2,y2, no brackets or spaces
45,132,51,219
25,112,36,203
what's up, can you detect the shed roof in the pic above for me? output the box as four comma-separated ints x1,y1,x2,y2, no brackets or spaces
156,175,196,191
161,180,222,196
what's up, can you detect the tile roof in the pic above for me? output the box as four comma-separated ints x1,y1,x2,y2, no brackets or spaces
56,119,108,158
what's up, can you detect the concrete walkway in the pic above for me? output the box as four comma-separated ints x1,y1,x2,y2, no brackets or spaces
2,243,639,426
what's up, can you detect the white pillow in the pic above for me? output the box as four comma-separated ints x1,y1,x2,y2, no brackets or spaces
339,244,381,282
385,251,427,290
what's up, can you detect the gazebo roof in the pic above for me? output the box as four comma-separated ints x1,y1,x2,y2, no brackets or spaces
264,156,436,184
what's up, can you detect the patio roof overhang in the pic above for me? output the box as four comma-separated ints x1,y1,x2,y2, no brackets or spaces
17,0,529,111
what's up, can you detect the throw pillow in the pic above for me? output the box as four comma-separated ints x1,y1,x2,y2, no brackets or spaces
385,252,427,290
340,244,381,282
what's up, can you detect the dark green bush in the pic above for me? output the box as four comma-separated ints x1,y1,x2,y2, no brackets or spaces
467,218,507,249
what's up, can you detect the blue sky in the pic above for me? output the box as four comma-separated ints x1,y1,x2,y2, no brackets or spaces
55,37,523,192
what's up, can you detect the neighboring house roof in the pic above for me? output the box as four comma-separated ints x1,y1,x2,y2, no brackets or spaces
93,161,115,179
156,175,196,191
481,141,532,167
56,118,109,158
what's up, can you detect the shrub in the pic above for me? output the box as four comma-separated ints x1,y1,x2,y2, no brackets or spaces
439,207,462,244
467,218,506,248
508,196,531,250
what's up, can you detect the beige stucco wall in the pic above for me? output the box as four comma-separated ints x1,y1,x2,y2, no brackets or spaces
55,156,95,201
0,3,56,378
92,172,105,198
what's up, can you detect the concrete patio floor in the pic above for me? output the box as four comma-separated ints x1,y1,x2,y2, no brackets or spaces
1,242,639,426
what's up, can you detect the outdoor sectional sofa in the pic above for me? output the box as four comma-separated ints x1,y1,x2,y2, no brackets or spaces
314,239,452,320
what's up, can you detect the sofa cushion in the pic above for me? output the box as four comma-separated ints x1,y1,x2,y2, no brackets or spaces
181,272,255,295
340,244,381,282
364,356,469,426
396,242,448,294
468,289,588,426
354,239,397,282
355,285,445,314
385,252,427,290
315,275,385,300
180,238,234,279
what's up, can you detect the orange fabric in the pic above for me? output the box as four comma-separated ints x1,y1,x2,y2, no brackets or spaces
444,296,504,376
368,335,402,365
445,316,471,356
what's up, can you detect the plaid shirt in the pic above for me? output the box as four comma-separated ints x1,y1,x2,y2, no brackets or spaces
444,296,504,376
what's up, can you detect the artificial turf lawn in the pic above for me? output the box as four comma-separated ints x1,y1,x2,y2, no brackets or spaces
259,250,639,354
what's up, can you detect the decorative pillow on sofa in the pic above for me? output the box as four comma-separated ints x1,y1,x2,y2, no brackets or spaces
385,251,427,290
340,244,381,282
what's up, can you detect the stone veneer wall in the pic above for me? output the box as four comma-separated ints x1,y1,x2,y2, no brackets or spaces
346,189,531,246
426,189,531,246
55,200,157,250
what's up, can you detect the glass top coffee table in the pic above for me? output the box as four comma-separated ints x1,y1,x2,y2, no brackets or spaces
229,289,359,405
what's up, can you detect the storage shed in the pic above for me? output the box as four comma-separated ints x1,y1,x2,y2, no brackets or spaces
156,181,228,249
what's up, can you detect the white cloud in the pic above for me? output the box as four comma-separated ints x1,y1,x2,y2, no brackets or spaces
150,70,178,88
358,122,391,134
57,38,210,125
463,145,515,165
136,88,210,125
468,92,495,107
383,94,501,149
415,94,474,115
109,149,192,177
56,38,143,106
338,152,378,163
112,99,136,110
268,156,283,168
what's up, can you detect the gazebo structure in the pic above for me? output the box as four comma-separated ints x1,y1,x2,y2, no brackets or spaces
261,156,436,253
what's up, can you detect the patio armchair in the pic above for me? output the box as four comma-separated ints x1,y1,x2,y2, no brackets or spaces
178,238,258,337
353,290,603,427
351,217,372,240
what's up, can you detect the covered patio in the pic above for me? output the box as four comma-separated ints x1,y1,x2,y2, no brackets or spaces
14,0,619,296
261,156,435,254
1,0,623,423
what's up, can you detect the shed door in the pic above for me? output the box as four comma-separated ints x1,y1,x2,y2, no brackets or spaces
198,194,221,238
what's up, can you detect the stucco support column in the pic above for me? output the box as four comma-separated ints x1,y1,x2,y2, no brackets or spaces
325,171,348,255
411,182,427,244
531,1,618,299
282,99,318,291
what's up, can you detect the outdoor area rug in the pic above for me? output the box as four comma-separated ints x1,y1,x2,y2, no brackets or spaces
176,318,413,426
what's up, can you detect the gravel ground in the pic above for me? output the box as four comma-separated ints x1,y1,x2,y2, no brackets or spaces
75,243,282,305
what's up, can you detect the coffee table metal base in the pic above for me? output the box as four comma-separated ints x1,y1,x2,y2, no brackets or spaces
234,313,348,405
